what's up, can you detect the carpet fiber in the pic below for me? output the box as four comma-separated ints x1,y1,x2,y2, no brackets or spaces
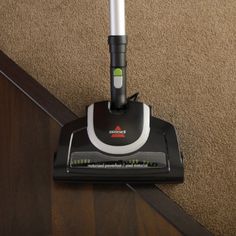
0,0,235,235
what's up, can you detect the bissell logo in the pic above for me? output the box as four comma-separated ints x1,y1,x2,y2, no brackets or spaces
109,125,126,138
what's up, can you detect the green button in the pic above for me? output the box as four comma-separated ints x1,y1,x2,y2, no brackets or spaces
113,68,123,76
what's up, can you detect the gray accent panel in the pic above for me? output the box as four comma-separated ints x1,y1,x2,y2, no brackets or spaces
114,76,123,88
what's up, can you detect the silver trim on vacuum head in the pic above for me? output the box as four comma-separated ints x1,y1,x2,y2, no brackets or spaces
87,103,150,155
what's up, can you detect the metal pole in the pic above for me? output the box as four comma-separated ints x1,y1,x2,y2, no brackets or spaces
109,0,126,35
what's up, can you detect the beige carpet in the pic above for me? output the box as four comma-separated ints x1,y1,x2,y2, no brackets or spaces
1,0,235,235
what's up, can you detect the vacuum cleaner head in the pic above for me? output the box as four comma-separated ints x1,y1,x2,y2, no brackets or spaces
54,0,184,183
54,101,184,183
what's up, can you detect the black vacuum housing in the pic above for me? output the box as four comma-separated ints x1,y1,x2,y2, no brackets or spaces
54,101,184,183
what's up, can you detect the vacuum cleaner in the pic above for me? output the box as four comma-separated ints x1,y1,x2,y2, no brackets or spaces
54,0,184,183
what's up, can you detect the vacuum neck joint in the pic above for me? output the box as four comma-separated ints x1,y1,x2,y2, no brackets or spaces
108,35,128,110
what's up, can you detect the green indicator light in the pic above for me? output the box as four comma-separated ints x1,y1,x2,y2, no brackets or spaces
113,68,122,76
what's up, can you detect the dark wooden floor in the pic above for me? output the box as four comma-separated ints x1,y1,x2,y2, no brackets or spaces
0,51,212,236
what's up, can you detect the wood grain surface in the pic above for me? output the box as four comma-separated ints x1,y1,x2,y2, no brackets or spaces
0,50,212,236
0,75,56,235
0,74,181,236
